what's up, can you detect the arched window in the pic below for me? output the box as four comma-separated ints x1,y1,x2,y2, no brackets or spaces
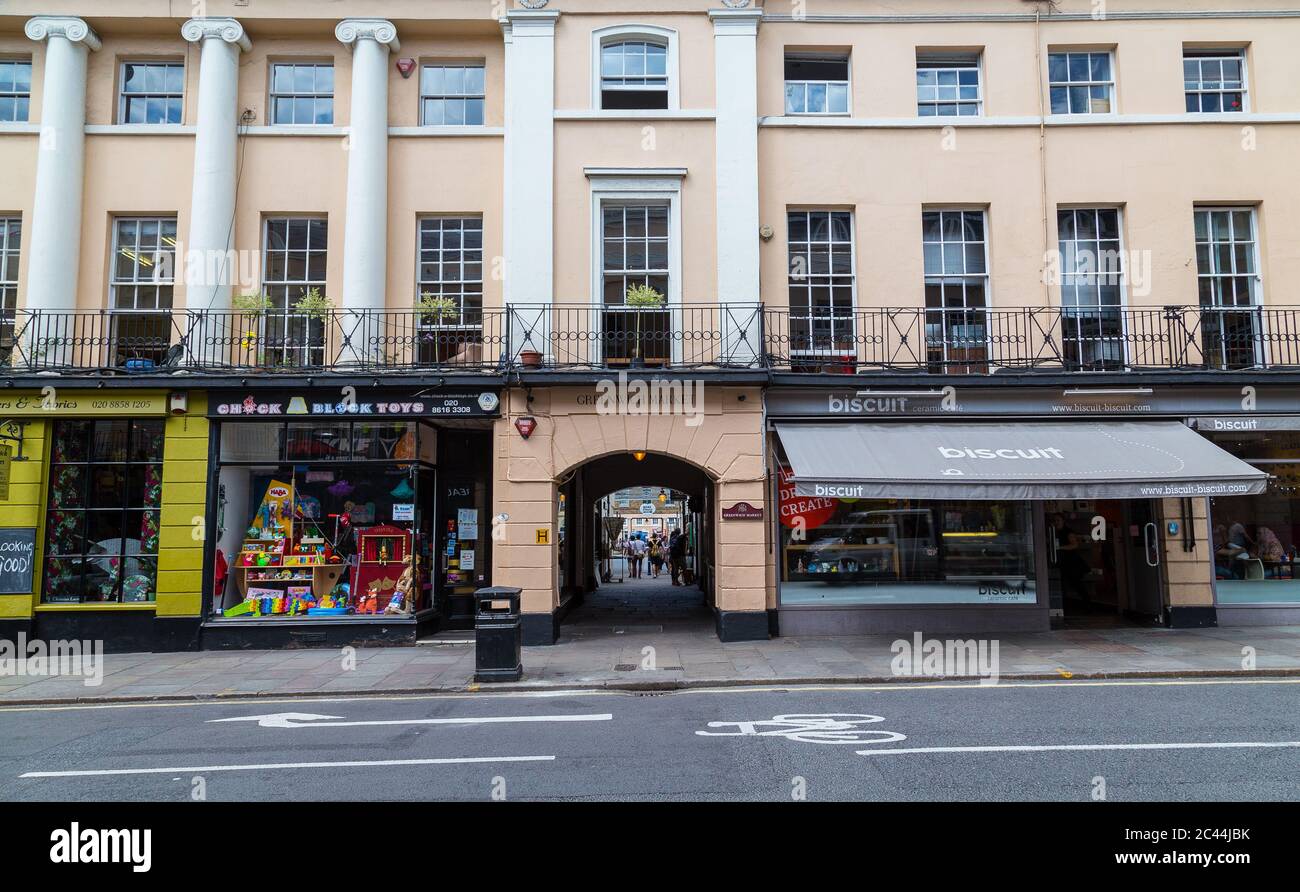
601,39,668,109
592,25,679,111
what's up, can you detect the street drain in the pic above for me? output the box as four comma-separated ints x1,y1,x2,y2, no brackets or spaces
614,663,637,671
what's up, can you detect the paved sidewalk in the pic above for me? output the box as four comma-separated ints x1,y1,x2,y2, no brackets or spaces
2,578,1298,703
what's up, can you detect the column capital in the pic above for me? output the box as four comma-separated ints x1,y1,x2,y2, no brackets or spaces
335,19,400,53
709,8,763,35
24,16,101,51
181,17,251,53
502,9,560,36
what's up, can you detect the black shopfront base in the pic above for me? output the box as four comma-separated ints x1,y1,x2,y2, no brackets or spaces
200,609,440,650
0,612,203,653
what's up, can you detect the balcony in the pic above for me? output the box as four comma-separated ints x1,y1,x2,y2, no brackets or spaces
2,304,1298,377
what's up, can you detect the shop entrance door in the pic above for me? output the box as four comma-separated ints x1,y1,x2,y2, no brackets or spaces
1122,499,1164,621
1046,499,1163,626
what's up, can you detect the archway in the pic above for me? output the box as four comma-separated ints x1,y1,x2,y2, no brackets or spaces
557,451,715,634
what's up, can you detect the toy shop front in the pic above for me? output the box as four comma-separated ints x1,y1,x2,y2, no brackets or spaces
201,388,500,648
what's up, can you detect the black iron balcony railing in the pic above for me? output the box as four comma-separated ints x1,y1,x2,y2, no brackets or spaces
763,306,1300,373
2,304,1298,376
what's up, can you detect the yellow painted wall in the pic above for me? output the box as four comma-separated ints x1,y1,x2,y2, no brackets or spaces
0,392,208,619
156,392,209,617
0,419,46,619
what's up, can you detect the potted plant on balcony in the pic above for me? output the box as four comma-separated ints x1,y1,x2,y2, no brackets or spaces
518,332,544,369
292,287,333,322
417,293,461,365
625,283,665,368
230,292,271,365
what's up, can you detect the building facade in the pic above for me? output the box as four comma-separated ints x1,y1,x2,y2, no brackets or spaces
1,0,1298,651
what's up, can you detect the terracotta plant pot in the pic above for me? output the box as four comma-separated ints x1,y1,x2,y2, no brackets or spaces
520,350,543,369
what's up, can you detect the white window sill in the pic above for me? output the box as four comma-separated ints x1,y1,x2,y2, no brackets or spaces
555,109,715,121
0,122,38,133
761,112,1300,128
389,125,504,137
85,124,196,135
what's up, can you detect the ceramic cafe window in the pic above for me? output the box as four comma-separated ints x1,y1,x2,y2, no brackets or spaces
43,420,164,603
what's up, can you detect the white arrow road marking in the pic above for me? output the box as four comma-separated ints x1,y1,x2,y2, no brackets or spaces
206,712,613,729
20,755,554,779
856,741,1300,756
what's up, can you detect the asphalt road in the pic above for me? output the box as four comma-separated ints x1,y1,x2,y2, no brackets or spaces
1,677,1297,801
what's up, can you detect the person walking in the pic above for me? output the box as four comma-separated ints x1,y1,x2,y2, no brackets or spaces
628,534,645,579
648,534,664,578
668,528,686,586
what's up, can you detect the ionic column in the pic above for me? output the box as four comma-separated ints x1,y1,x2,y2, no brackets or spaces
23,16,100,311
181,17,251,311
710,8,762,363
335,18,399,313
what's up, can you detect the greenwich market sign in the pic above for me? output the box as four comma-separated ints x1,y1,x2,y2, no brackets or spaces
211,390,501,419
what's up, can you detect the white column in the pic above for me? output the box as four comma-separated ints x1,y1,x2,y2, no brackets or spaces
181,17,250,312
23,16,100,312
710,8,762,363
500,10,558,360
501,10,558,307
335,18,398,314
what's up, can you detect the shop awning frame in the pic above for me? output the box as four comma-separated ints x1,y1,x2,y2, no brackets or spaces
775,421,1269,501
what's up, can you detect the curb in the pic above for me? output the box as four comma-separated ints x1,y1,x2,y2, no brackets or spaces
2,666,1297,707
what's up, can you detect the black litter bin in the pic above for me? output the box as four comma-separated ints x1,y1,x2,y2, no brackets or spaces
474,586,522,682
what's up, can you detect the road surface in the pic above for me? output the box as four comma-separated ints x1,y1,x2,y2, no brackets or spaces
1,677,1296,801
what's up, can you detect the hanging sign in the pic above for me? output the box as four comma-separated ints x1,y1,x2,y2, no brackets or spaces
778,469,837,531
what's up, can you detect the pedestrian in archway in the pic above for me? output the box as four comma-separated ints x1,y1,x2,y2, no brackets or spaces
648,533,664,578
668,527,686,586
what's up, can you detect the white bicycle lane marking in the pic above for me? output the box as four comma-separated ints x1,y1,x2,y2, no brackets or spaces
695,714,1300,757
696,713,907,746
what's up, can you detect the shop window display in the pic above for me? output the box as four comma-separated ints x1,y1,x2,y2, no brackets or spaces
777,469,1036,606
43,420,163,603
213,420,434,620
1206,430,1300,604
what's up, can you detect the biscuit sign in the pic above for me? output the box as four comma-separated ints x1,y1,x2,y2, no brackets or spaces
778,469,836,531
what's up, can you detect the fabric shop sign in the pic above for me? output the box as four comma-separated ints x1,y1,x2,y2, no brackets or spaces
210,391,501,419
0,391,169,417
0,528,37,595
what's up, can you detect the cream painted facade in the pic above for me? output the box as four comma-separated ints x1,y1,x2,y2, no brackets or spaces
3,0,1300,647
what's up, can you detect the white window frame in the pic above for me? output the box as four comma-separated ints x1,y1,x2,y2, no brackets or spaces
0,58,32,123
1047,50,1116,115
1193,205,1263,367
590,24,680,111
1056,206,1129,368
118,60,185,125
260,215,329,366
785,208,857,356
268,61,335,126
0,216,19,334
1183,48,1249,114
916,53,984,118
415,215,484,324
586,169,684,364
418,62,486,126
922,207,992,367
783,53,851,117
109,216,177,312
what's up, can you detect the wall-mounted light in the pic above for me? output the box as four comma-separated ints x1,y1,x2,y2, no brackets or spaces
658,488,668,503
515,416,537,439
632,450,646,462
